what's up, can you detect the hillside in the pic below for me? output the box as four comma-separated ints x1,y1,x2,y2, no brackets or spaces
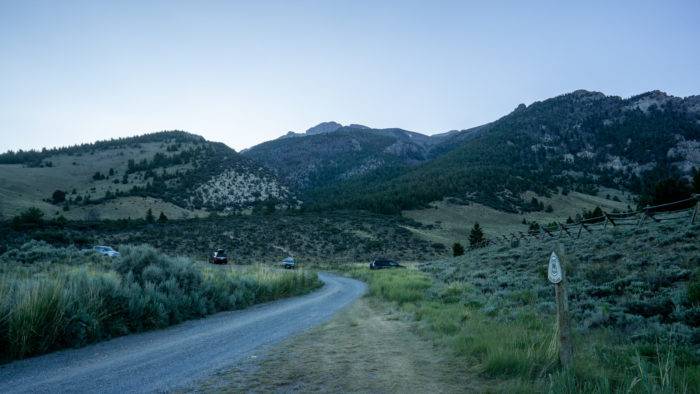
242,124,439,192
3,90,698,221
311,91,700,213
0,210,445,264
0,131,296,220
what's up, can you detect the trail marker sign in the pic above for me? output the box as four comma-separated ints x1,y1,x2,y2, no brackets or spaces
549,248,573,368
548,252,563,284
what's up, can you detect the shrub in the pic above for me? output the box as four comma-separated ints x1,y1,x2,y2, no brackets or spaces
51,190,66,204
0,244,321,361
11,207,44,229
688,273,700,305
452,243,465,257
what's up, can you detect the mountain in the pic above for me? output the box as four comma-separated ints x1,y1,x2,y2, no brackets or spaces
3,90,697,220
242,125,443,192
245,90,699,214
0,131,297,220
317,90,700,213
278,121,371,139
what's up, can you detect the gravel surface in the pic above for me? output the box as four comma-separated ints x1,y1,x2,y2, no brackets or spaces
0,272,366,393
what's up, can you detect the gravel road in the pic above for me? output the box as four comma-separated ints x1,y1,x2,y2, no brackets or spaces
0,272,366,393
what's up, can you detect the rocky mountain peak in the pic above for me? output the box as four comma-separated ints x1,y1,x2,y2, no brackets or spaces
305,121,343,135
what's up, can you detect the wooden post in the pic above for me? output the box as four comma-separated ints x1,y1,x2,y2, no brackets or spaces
604,212,616,227
548,248,573,368
691,195,699,225
576,223,583,239
559,223,572,238
638,208,647,227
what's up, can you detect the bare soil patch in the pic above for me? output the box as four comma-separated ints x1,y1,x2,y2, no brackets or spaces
195,298,482,393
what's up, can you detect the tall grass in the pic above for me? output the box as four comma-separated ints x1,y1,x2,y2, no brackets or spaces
349,266,699,393
0,243,321,362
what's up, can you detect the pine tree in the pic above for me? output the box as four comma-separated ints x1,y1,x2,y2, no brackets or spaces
51,190,66,204
158,211,168,223
528,221,540,234
452,243,465,257
469,223,484,247
145,208,155,223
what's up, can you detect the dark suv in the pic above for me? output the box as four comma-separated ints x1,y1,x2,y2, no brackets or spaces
369,258,403,270
210,249,228,264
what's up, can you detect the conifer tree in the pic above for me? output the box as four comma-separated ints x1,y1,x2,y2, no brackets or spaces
452,242,465,257
469,223,484,247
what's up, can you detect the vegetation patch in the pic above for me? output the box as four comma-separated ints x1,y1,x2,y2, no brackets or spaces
0,210,444,264
0,242,321,362
341,220,700,392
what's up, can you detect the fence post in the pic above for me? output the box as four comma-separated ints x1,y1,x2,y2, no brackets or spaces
605,212,616,227
548,246,573,368
638,207,648,227
559,223,572,237
691,195,699,225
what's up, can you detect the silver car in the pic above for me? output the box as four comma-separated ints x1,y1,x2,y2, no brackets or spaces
281,257,295,269
93,246,120,257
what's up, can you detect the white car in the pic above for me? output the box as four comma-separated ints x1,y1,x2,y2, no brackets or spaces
92,246,120,257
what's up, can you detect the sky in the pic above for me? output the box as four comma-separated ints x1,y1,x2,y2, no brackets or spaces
1,0,699,152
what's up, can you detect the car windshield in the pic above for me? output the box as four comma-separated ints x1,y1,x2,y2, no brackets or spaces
215,250,226,257
95,246,113,252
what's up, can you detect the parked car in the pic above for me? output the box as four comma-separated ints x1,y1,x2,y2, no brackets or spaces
369,258,403,270
281,257,296,269
210,249,228,264
92,245,120,257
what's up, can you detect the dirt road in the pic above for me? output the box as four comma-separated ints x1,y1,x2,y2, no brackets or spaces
0,273,365,393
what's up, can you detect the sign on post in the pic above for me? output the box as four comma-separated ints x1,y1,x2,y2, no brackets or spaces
548,252,562,284
549,250,573,368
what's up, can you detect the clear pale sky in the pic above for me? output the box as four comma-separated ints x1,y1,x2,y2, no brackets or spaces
1,0,699,152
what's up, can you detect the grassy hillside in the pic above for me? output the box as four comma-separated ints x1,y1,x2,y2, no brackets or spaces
342,218,700,392
0,131,295,220
403,188,630,245
0,210,446,264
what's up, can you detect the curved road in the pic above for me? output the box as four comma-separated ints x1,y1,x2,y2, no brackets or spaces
0,273,366,393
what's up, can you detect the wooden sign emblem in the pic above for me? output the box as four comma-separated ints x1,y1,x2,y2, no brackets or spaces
548,252,563,284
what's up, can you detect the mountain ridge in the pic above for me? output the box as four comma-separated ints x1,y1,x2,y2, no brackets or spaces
2,89,698,219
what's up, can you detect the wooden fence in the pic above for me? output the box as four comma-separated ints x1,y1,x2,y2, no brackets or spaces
470,194,700,249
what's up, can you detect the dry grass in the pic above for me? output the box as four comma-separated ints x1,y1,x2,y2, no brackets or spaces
0,142,201,220
196,298,482,393
403,188,630,244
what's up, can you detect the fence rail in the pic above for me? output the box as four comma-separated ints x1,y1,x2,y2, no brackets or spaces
469,194,700,249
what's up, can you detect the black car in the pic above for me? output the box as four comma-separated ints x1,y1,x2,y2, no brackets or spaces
369,258,404,270
210,249,228,264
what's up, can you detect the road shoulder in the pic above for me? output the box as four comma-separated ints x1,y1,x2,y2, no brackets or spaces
194,297,481,393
